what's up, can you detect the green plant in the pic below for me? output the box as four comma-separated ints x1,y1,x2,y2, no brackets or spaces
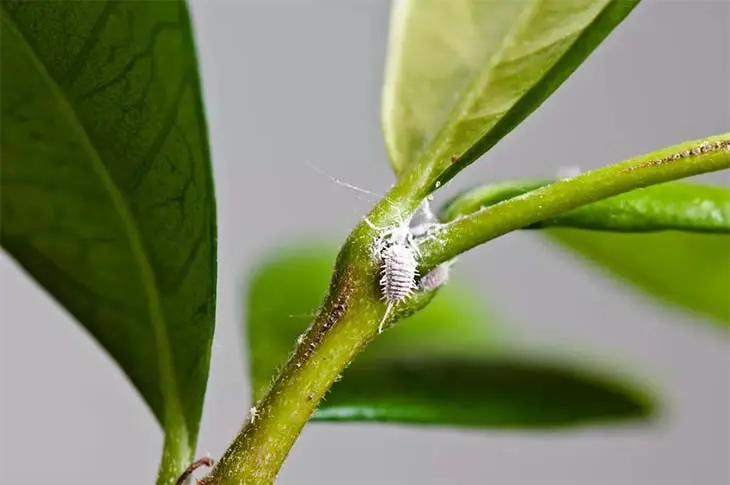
1,1,727,484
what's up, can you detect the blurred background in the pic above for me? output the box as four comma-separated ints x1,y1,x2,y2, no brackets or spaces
1,1,729,484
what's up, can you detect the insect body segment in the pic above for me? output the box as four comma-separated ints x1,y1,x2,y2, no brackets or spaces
379,242,419,330
376,246,419,333
380,243,419,300
366,202,442,333
418,258,455,292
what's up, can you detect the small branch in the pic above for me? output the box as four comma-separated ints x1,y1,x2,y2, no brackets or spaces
418,134,730,273
439,180,730,233
176,457,214,485
157,427,191,485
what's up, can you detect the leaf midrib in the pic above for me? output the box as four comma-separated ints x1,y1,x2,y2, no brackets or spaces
2,7,189,452
388,0,538,173
423,0,583,175
397,0,612,182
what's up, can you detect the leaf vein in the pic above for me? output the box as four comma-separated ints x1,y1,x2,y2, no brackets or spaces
75,20,181,102
63,0,119,86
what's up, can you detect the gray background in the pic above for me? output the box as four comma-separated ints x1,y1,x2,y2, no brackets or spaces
1,1,729,484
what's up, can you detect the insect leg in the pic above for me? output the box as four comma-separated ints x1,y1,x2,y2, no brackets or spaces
378,302,394,334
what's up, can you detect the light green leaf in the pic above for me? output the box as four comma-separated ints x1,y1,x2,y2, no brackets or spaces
440,181,730,232
382,0,639,186
1,2,216,482
246,242,655,429
548,230,730,327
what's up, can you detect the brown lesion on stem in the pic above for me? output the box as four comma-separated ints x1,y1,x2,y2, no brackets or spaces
623,138,730,172
296,263,356,364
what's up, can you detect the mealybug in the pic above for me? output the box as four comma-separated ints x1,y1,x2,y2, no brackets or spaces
378,241,419,332
248,406,260,423
305,163,459,332
366,200,445,333
418,259,456,292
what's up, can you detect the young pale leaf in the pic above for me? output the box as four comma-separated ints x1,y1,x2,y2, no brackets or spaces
1,1,216,480
246,243,655,428
441,181,730,232
440,182,730,327
382,0,639,186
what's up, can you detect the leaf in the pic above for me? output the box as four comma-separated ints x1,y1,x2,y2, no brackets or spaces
246,241,503,402
381,0,639,186
548,230,730,327
1,1,216,479
440,181,730,232
439,181,730,327
246,242,655,428
313,357,652,428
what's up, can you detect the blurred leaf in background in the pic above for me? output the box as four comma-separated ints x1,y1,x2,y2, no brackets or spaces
246,243,655,429
548,231,730,328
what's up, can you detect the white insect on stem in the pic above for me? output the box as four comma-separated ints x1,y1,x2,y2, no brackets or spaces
304,162,420,333
366,199,450,334
303,162,451,332
248,406,260,424
419,257,457,292
378,239,420,333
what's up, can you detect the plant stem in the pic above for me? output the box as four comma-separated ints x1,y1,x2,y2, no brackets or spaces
419,134,730,273
440,179,730,233
198,216,420,484
199,133,728,485
158,432,190,485
198,266,365,483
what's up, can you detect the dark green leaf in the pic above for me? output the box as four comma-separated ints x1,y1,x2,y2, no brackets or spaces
381,0,639,188
314,357,652,428
441,181,730,232
1,1,216,478
247,243,655,428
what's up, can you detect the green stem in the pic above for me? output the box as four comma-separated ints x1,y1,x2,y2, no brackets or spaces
198,133,728,485
158,432,190,485
198,224,428,484
419,134,730,272
439,180,730,233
